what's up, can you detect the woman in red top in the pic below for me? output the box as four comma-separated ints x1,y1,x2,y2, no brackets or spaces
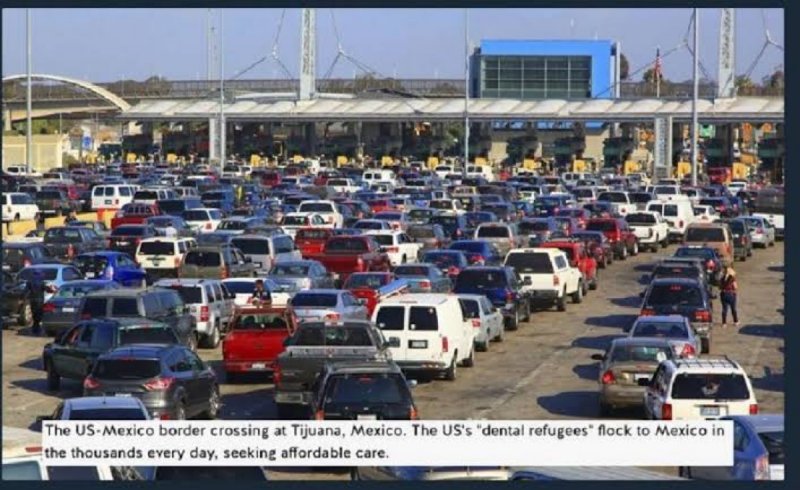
719,265,739,328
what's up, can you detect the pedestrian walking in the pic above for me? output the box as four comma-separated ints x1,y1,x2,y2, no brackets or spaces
719,264,739,328
27,270,47,336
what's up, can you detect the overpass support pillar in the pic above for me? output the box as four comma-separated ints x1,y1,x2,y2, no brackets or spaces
304,123,317,156
208,119,217,162
3,109,11,131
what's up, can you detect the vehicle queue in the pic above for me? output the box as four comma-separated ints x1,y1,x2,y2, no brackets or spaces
1,160,784,481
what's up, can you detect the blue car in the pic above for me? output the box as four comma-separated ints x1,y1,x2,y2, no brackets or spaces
40,280,121,336
73,251,147,288
452,266,531,331
17,264,85,303
682,414,784,480
448,240,503,266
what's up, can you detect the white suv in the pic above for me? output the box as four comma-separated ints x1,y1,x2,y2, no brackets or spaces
136,237,197,280
504,248,584,312
643,357,758,421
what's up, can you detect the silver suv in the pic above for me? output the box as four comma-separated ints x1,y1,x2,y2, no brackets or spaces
154,279,235,349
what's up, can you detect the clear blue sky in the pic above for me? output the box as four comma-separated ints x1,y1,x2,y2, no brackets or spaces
2,8,784,84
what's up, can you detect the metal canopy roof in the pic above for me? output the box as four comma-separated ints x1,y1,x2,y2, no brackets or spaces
118,96,784,123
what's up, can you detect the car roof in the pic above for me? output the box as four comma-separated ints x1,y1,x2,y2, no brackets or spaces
649,277,703,286
155,278,214,286
634,315,687,323
325,360,402,375
610,337,673,348
64,396,147,410
101,344,175,359
379,293,452,306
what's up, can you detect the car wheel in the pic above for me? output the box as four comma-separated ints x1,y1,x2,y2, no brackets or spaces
556,294,567,312
444,355,458,381
202,386,221,419
700,337,710,354
522,300,531,321
18,301,33,328
462,347,475,368
476,339,489,352
581,280,588,296
589,273,599,290
619,246,627,261
661,238,669,249
174,400,187,420
506,310,519,331
187,332,198,352
201,322,221,349
631,241,639,256
678,466,693,479
572,283,583,304
46,360,60,391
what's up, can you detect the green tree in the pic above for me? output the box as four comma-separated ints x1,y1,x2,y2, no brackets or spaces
735,75,755,92
619,53,630,80
642,67,664,84
763,69,784,89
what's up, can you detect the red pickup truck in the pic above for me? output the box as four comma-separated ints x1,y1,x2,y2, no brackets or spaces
222,305,295,382
304,235,392,284
110,203,160,230
295,228,334,258
542,240,599,291
342,272,410,316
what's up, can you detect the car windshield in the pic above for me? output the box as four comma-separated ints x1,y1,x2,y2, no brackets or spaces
477,226,510,238
394,266,430,277
19,268,59,281
344,274,388,289
670,373,750,400
646,284,703,306
586,221,617,232
184,251,221,267
55,283,108,298
233,313,288,331
325,374,407,405
455,270,506,288
139,241,175,255
93,359,161,380
291,293,338,308
271,264,310,276
610,344,673,363
291,326,372,346
45,228,82,243
626,213,656,225
119,328,178,345
68,408,148,420
631,322,689,339
299,203,334,213
685,227,725,242
505,253,553,274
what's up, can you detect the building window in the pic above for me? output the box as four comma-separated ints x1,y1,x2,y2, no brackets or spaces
480,54,592,99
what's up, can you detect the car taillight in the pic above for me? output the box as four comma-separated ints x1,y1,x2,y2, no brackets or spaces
273,365,282,386
754,454,770,480
200,305,210,322
661,403,672,420
441,336,449,353
601,370,615,385
749,403,759,415
67,244,75,259
409,406,419,420
356,257,365,271
220,266,229,279
42,303,56,313
83,376,100,390
325,312,341,322
680,343,696,358
23,258,32,268
174,256,181,267
471,319,481,328
455,229,463,237
705,259,715,270
205,222,212,230
641,308,655,316
694,310,711,322
552,274,560,286
505,290,516,303
143,376,175,391
447,266,460,276
159,413,172,420
419,280,431,290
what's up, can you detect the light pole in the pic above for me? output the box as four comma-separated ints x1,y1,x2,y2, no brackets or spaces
463,8,470,177
690,9,700,187
26,9,33,173
218,9,226,169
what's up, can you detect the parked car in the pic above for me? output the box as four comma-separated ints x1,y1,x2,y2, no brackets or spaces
682,223,735,265
639,278,715,353
74,251,147,288
3,192,40,222
266,260,336,291
393,264,451,293
288,289,368,323
84,344,220,420
585,218,640,260
406,224,450,253
504,248,584,312
18,264,84,302
182,208,224,233
571,231,614,269
715,219,753,262
179,244,258,280
39,396,151,421
342,272,409,317
153,279,236,349
628,315,701,358
364,230,423,267
43,226,105,261
448,240,503,266
541,239,599,291
2,242,58,275
42,318,180,391
108,225,159,258
474,223,525,257
40,280,122,336
739,216,776,248
456,293,505,350
453,266,531,331
222,306,294,382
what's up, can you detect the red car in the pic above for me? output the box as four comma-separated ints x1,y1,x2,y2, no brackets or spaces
542,240,599,291
585,218,640,260
261,171,282,187
222,305,295,382
110,203,160,230
342,272,409,317
303,235,392,284
367,199,395,214
295,228,334,258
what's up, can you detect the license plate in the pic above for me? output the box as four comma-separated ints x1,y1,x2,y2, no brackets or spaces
2,265,9,271
118,241,129,246
409,340,428,349
85,272,96,278
283,394,303,403
634,374,651,381
357,414,377,420
700,406,720,416
254,262,262,268
105,200,112,205
114,393,132,397
62,307,75,313
251,363,267,370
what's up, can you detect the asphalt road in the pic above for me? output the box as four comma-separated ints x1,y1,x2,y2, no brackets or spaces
2,242,784,480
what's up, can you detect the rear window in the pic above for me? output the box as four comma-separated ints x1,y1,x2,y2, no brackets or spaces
407,227,435,238
163,286,203,304
610,344,673,363
409,306,438,331
75,256,109,274
675,247,714,259
291,293,338,308
459,299,480,319
646,284,703,306
519,221,551,233
184,251,222,267
654,186,678,195
631,321,689,338
670,373,750,400
371,235,393,246
139,241,175,256
281,216,308,226
325,238,367,253
292,326,372,346
455,270,507,289
394,266,430,277
158,200,187,213
505,253,553,274
183,210,210,221
134,191,158,200
233,313,288,331
375,306,405,331
119,328,178,345
55,283,109,298
81,297,108,316
19,268,59,281
45,228,82,243
218,220,248,230
113,226,147,236
685,227,725,242
299,202,334,213
231,239,270,255
586,221,617,232
598,192,627,203
325,374,407,405
355,221,385,230
626,213,656,225
111,298,140,316
271,264,310,276
93,359,161,380
477,226,510,238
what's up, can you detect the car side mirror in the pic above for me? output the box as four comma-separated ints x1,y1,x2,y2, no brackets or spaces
637,378,652,387
523,277,532,286
407,379,418,389
590,353,604,361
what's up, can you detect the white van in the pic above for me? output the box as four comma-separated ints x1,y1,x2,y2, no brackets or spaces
3,193,40,222
230,234,302,273
362,169,397,187
132,188,176,205
646,200,696,241
91,184,138,211
466,164,494,182
372,294,476,380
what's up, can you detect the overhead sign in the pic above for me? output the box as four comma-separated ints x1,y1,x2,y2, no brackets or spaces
82,136,93,150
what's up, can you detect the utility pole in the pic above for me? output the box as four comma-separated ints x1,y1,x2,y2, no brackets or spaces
207,9,217,163
26,9,33,173
218,9,226,169
690,9,700,187
463,8,470,177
